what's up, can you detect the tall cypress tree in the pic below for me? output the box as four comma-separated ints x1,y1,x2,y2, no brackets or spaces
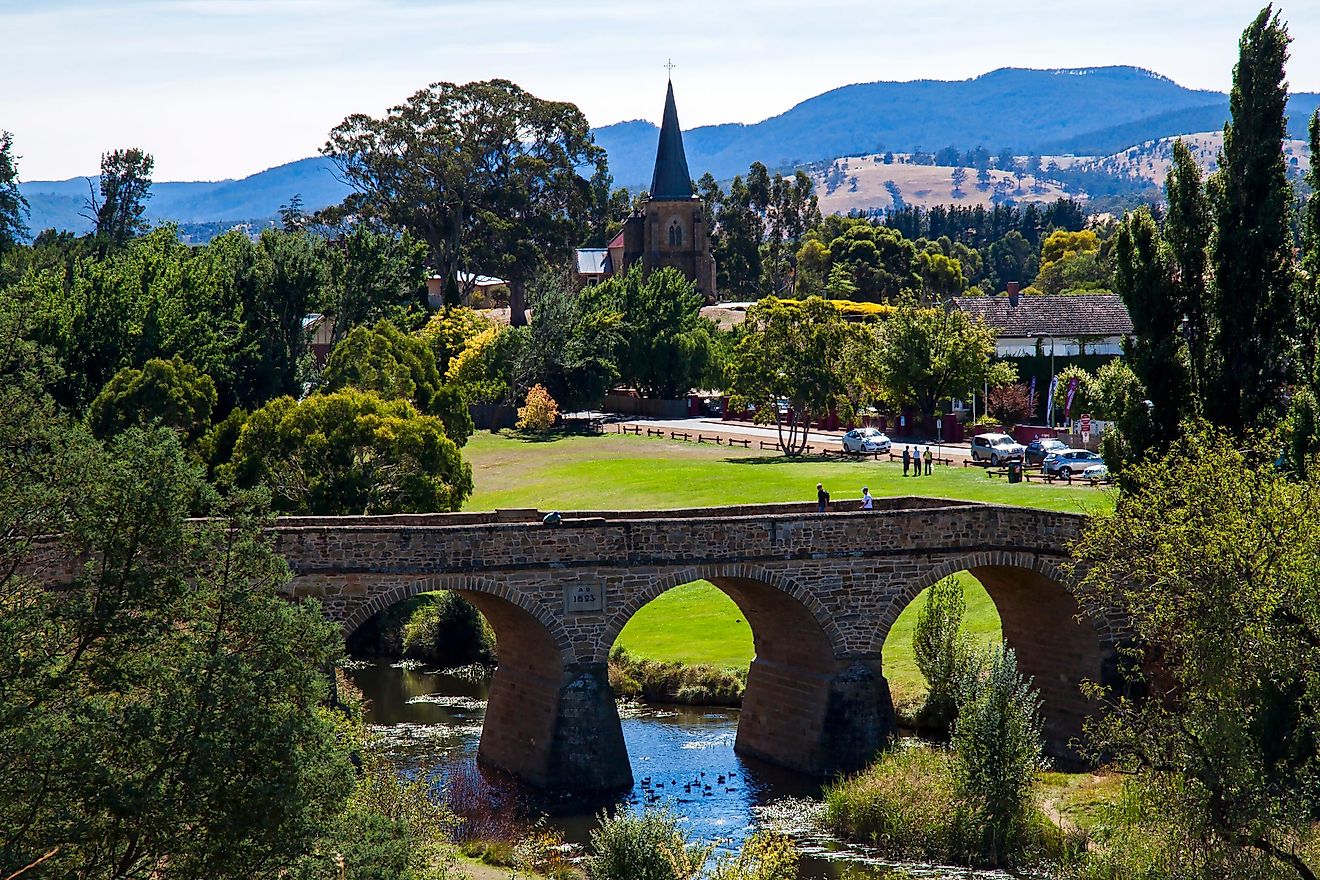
1298,111,1320,390
1164,139,1212,402
1115,208,1191,451
1206,5,1296,434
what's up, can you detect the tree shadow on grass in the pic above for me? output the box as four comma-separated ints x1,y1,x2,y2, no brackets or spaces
723,454,866,466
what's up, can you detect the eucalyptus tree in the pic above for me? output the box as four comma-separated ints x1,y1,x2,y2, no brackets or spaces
324,79,602,325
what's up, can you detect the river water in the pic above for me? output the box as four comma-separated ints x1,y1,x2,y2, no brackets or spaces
344,661,1010,880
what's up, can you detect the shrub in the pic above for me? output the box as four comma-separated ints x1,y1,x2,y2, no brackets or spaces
585,806,712,880
708,831,798,880
823,744,966,860
401,592,495,667
516,384,558,432
913,576,968,729
987,383,1038,424
608,647,745,705
952,644,1045,865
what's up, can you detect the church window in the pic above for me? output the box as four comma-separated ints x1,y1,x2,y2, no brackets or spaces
668,220,683,247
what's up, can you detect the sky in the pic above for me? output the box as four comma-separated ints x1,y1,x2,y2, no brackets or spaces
6,0,1320,182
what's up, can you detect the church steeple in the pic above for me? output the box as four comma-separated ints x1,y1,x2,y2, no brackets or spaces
649,79,693,201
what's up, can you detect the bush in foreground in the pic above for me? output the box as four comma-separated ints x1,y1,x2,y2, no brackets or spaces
609,647,746,705
825,644,1068,870
586,806,712,880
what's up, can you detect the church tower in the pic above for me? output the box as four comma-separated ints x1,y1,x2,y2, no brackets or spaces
610,79,717,301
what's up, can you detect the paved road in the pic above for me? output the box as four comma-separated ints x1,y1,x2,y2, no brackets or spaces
607,415,974,462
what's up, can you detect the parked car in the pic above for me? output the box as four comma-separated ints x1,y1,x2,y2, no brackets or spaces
842,427,892,454
1081,463,1110,482
1042,448,1106,477
970,433,1026,464
1025,438,1068,465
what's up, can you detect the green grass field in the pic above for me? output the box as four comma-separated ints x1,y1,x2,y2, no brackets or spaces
464,432,1113,515
465,431,1110,704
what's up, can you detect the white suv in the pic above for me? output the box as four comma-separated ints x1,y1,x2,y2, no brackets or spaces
970,433,1026,464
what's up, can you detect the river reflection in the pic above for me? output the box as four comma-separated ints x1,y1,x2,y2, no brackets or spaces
343,661,1010,880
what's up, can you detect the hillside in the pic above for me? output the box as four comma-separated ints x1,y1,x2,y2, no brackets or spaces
812,154,1077,215
1073,131,1313,185
19,156,349,235
596,66,1320,187
16,65,1320,236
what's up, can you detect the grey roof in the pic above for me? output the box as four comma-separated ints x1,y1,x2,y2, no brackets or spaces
952,294,1134,338
576,248,609,275
649,80,693,201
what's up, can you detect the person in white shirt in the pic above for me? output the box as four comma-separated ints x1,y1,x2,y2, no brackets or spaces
860,487,874,510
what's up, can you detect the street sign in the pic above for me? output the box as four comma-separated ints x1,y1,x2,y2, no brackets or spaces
1079,414,1092,435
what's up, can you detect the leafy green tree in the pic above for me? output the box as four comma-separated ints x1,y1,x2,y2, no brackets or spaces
321,225,428,343
914,576,968,728
712,175,763,297
1205,7,1296,435
826,221,919,302
728,296,844,455
85,147,154,254
877,299,1000,415
836,321,885,423
0,421,355,879
324,79,602,326
87,354,217,441
1073,427,1320,880
228,389,473,515
0,130,29,253
323,320,442,412
983,231,1037,294
584,265,718,398
515,273,619,411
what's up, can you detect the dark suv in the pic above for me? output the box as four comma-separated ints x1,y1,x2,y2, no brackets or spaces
1025,438,1068,465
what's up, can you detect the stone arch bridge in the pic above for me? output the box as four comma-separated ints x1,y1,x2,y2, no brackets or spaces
273,497,1116,794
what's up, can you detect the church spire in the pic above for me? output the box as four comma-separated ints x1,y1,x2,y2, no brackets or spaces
649,79,693,201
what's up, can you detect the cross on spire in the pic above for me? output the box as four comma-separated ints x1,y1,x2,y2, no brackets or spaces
664,59,676,77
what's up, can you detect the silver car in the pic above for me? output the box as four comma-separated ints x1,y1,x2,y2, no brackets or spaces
842,427,892,454
1043,448,1106,477
970,432,1026,464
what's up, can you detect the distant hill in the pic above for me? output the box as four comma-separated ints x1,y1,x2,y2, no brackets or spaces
1074,130,1312,184
812,154,1075,215
19,156,350,235
596,66,1320,187
16,65,1320,236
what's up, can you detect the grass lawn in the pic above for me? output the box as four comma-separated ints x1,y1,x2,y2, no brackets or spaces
464,431,1107,703
464,431,1114,516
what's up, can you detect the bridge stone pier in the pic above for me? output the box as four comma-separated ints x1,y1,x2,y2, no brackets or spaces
270,497,1115,794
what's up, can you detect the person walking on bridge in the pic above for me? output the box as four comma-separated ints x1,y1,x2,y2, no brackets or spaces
817,483,830,513
860,487,874,510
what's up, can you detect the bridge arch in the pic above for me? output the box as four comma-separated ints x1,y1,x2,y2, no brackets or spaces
873,551,1104,761
340,574,628,791
602,564,887,775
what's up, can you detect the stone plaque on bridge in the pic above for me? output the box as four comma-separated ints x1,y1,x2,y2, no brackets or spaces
566,582,604,614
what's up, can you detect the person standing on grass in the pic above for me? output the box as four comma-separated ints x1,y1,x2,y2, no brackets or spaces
861,487,874,510
817,483,830,513
924,447,934,475
902,446,911,476
913,447,922,477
